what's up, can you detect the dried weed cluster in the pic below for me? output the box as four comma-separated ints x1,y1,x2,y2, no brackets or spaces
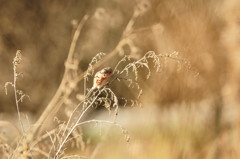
0,1,191,158
1,50,186,158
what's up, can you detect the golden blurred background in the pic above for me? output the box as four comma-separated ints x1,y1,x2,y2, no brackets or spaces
0,0,240,158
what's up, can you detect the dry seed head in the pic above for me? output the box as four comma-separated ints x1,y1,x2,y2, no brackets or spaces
13,50,22,66
114,55,131,74
85,52,106,79
18,94,30,103
4,82,13,95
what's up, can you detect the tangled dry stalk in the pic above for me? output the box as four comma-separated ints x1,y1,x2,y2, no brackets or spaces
1,1,192,158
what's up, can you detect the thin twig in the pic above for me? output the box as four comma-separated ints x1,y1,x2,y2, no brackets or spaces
13,50,25,135
28,15,89,141
55,91,102,157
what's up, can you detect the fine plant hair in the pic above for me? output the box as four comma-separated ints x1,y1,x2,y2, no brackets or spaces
1,1,195,158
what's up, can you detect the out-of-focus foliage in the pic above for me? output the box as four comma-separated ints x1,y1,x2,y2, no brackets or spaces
1,0,240,158
0,0,133,113
0,0,233,113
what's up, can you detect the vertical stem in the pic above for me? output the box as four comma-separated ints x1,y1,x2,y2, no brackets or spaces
13,54,25,135
27,15,89,142
55,91,101,157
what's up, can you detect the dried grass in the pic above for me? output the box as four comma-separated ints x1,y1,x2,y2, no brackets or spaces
1,2,189,157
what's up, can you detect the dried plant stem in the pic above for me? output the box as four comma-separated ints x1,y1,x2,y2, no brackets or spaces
13,74,24,134
56,118,126,158
55,92,102,157
29,129,56,150
29,9,138,142
28,4,148,149
61,102,82,138
27,15,89,142
13,50,25,135
73,3,143,84
55,85,125,157
32,83,68,138
68,15,89,61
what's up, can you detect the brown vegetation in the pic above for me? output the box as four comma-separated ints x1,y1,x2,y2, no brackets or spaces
1,0,240,158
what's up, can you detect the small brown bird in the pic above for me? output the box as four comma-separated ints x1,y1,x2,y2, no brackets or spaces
84,67,113,100
92,67,113,89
